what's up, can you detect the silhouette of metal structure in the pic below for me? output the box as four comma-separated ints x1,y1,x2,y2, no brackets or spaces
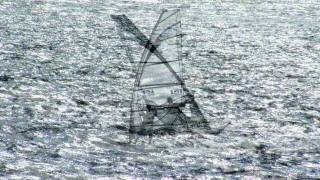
111,9,210,141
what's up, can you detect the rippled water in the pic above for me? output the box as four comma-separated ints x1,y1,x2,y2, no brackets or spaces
0,0,320,179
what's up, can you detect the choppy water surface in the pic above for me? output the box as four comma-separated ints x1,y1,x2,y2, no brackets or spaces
0,0,320,179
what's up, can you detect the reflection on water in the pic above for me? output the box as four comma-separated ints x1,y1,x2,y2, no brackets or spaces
0,0,319,179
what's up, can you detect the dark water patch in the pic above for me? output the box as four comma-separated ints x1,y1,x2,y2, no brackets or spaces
152,127,176,136
74,99,90,106
0,75,13,82
210,25,223,29
110,124,128,131
246,106,267,112
254,144,282,166
285,74,305,79
300,105,320,112
201,87,225,94
283,99,300,109
255,144,268,154
304,126,313,133
259,152,281,166
87,160,110,168
278,159,301,167
48,151,61,159
302,113,320,122
89,166,111,176
264,173,286,179
76,111,87,117
249,93,272,100
238,156,253,164
34,149,62,160
19,125,65,134
0,163,6,175
189,167,209,175
97,99,121,106
76,69,90,75
0,162,18,177
23,107,34,118
99,69,106,75
31,77,50,82
208,50,219,54
298,35,316,41
303,44,313,50
293,173,319,179
13,43,49,51
217,167,246,175
2,53,23,61
6,143,17,152
200,50,247,61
